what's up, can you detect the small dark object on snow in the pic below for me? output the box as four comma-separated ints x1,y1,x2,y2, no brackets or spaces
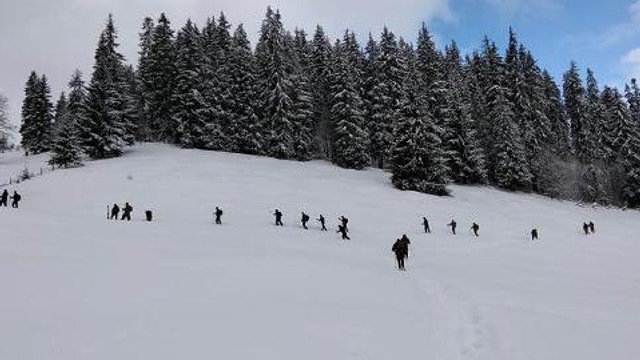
422,217,431,233
0,189,8,207
447,219,457,235
531,228,538,240
110,203,120,220
337,224,350,240
145,210,153,222
588,221,595,234
317,215,327,231
392,236,410,271
215,206,223,225
274,209,283,226
301,212,310,229
10,191,21,208
471,222,480,237
583,222,590,235
121,202,133,221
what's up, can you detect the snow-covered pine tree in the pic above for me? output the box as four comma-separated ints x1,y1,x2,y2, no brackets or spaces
541,70,571,158
79,14,128,159
48,71,86,168
53,92,69,126
289,30,316,161
309,25,333,158
0,93,11,150
442,41,487,184
20,72,53,154
145,13,177,142
563,61,587,157
136,16,154,141
368,27,404,168
329,33,370,169
625,78,640,127
389,43,449,196
226,24,262,154
170,19,209,149
254,7,297,159
582,68,606,161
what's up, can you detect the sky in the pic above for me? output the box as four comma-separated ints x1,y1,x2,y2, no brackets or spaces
1,0,640,134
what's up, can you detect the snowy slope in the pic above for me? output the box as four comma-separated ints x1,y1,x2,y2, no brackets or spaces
0,143,638,360
0,149,50,185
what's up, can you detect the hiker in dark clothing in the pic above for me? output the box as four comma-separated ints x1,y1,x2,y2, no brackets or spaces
400,234,411,258
301,212,310,229
339,216,349,231
0,189,8,207
214,206,223,225
110,203,120,220
583,222,590,235
392,238,408,270
121,202,133,221
422,217,431,233
10,191,21,208
317,215,327,231
471,222,480,237
274,209,283,226
337,224,350,240
447,219,457,235
588,221,595,234
531,228,538,240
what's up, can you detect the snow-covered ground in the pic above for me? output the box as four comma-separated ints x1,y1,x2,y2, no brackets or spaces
0,143,638,360
0,149,50,186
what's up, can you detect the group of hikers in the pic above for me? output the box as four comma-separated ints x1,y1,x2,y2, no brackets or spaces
425,217,480,237
271,209,351,240
108,202,135,221
582,221,596,235
0,189,21,208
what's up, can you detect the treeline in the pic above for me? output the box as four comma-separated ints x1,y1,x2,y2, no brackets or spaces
18,8,640,207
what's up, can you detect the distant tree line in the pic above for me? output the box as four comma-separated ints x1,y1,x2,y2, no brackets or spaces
18,8,640,207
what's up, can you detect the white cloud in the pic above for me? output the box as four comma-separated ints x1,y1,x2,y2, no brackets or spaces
620,47,640,80
595,0,640,47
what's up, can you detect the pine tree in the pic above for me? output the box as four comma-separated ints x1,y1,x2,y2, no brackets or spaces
136,16,154,141
49,71,85,168
563,61,586,156
79,14,128,159
389,46,449,196
0,94,11,150
255,7,297,159
541,70,571,158
289,31,316,161
309,26,333,158
171,19,209,148
442,41,487,184
144,13,177,142
368,27,404,168
329,34,370,169
20,72,53,154
226,24,261,154
625,78,640,127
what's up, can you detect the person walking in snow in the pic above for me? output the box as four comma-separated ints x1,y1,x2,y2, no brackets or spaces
110,203,120,220
588,221,595,234
471,222,480,237
121,202,133,221
214,206,223,225
274,209,283,226
339,216,349,231
531,228,538,241
392,238,408,270
0,189,9,207
301,212,310,229
447,219,457,235
422,217,431,233
317,215,327,231
10,191,21,208
582,222,590,235
337,224,350,240
400,234,411,258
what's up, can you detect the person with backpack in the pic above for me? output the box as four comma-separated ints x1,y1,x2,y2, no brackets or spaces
422,217,431,233
582,222,590,235
588,221,595,234
317,215,327,231
301,212,310,229
531,228,539,241
274,209,284,226
471,222,480,237
214,206,223,225
337,224,350,240
10,191,21,208
339,216,349,231
400,234,411,258
110,203,120,220
0,189,8,207
447,219,457,235
121,202,133,221
392,237,409,271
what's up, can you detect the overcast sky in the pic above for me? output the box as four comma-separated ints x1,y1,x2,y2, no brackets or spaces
1,0,640,135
